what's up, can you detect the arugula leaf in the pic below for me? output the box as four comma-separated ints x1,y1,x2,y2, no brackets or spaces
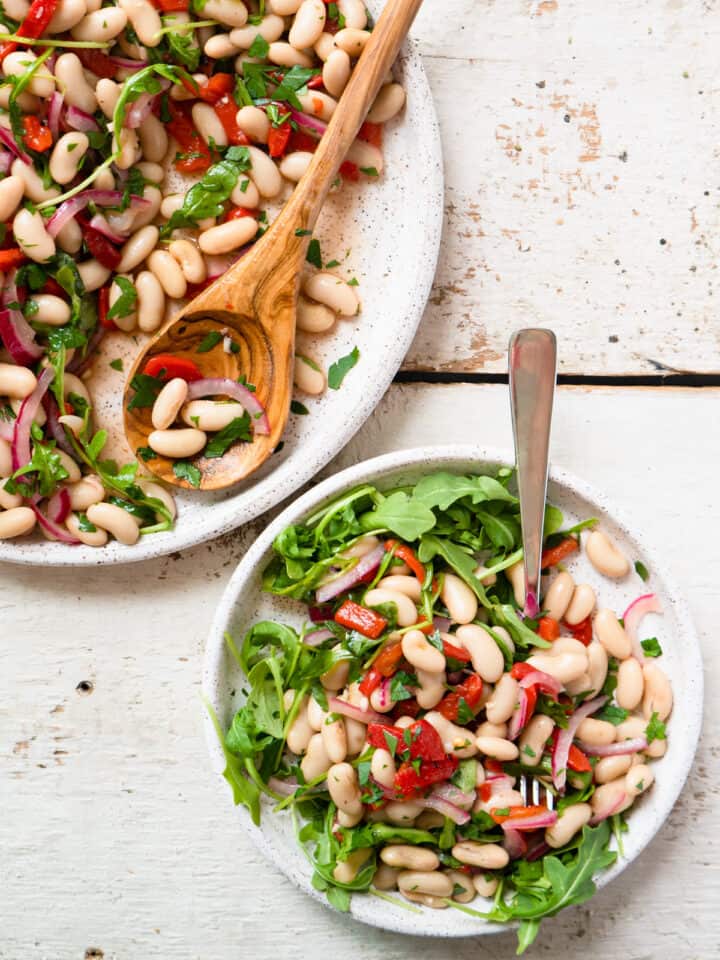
127,371,165,410
327,346,359,390
640,637,662,657
360,490,436,541
413,472,518,510
165,20,201,71
451,758,477,794
11,437,69,496
160,146,251,236
419,534,490,607
645,712,666,743
196,330,223,353
203,413,252,458
634,560,649,581
205,697,261,825
173,460,202,487
106,276,137,321
595,703,628,726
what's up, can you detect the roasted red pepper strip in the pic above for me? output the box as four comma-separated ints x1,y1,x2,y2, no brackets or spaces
0,0,59,64
510,662,535,681
22,116,52,152
334,599,387,639
390,697,421,720
223,205,257,222
358,667,382,697
76,214,121,270
76,48,118,79
372,640,404,677
0,248,27,270
384,539,426,581
166,101,212,174
214,94,251,145
540,537,578,569
437,673,484,721
367,719,447,762
340,160,360,181
395,756,458,797
567,743,591,773
98,284,113,330
366,722,405,753
288,130,319,153
442,639,472,663
196,72,233,104
563,615,592,646
490,804,548,825
143,354,204,382
358,121,383,148
267,122,292,158
537,616,560,641
151,0,189,10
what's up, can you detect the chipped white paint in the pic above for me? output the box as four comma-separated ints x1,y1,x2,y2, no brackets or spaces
1,384,718,958
405,0,720,374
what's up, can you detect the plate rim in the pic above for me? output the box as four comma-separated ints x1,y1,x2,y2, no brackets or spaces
0,36,444,568
202,442,704,937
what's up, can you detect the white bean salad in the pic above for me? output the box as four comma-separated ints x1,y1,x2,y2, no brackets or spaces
0,0,401,543
216,471,672,951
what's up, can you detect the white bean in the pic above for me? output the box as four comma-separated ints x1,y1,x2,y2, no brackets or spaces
591,779,632,818
167,240,206,286
642,662,673,721
401,629,445,673
204,0,249,27
616,657,644,710
441,572,478,624
586,530,630,579
204,32,240,58
147,250,187,300
518,714,554,766
151,378,188,431
346,137,384,174
296,297,337,334
96,78,120,119
564,584,596,625
473,874,499,898
135,161,165,183
0,477,22,510
333,26,370,56
279,150,313,182
543,571,575,621
54,53,97,112
594,754,632,784
455,624,504,682
117,225,160,273
118,0,162,46
198,216,257,256
377,575,422,601
192,101,228,148
289,0,325,48
231,175,260,208
546,803,592,848
48,0,89,35
333,847,371,883
65,511,108,547
506,560,525,606
0,506,36,539
71,7,128,41
179,401,243,432
135,479,176,521
486,674,519,724
0,175,24,222
577,718,616,746
113,128,139,170
29,294,71,327
302,271,359,316
625,763,654,797
138,114,168,163
423,711,477,758
11,158,59,203
306,695,326,731
49,132,89,186
300,732,331,781
293,355,325,395
365,587,418,627
321,713,347,763
148,428,206,458
284,692,313,754
3,51,54,98
235,105,270,143
267,0,302,12
397,871,453,898
526,650,588,685
66,475,104,511
136,270,165,333
57,218,83,255
246,144,283,197
107,276,136,333
370,748,396,790
77,260,110,293
594,609,632,659
415,668,446,709
380,845,437,871
475,736,518,761
320,658,349,691
129,186,162,231
337,0,367,28
314,30,335,60
3,0,29,18
586,641,608,695
452,842,509,870
322,48,351,97
367,82,406,123
297,90,337,120
86,502,139,545
13,209,55,263
268,41,313,67
229,13,284,46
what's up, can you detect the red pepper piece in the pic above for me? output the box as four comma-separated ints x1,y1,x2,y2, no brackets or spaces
540,537,578,569
307,74,325,89
478,782,493,802
384,539,426,581
76,214,121,270
151,0,189,10
334,599,387,639
563,615,592,646
339,160,360,181
0,248,27,270
22,115,52,152
372,640,404,677
367,719,446,762
484,758,503,774
358,121,383,148
76,48,118,79
213,94,251,145
442,639,472,663
268,122,292,158
394,756,458,797
436,673,485,722
567,743,591,773
366,722,405,754
358,667,382,698
490,804,548,825
40,277,65,297
98,284,114,330
166,101,212,174
288,130,319,153
390,697,421,720
510,662,535,681
143,353,204,382
537,616,560,641
197,72,233,104
0,0,59,64
223,205,257,222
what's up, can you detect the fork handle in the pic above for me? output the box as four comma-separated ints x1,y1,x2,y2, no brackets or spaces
509,329,557,618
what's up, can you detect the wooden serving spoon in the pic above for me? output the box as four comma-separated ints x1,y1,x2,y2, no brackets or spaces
124,0,425,490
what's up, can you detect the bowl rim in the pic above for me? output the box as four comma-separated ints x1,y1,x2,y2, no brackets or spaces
202,442,704,936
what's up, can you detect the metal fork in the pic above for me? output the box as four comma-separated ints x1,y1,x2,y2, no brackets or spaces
519,775,555,811
509,328,558,807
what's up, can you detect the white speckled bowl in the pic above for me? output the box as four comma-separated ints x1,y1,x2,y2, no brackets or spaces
0,11,442,566
203,445,703,937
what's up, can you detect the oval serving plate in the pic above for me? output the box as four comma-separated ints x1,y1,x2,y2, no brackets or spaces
203,444,703,938
0,12,442,566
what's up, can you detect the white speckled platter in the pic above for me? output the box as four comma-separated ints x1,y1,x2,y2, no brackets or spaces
0,19,442,566
203,445,703,938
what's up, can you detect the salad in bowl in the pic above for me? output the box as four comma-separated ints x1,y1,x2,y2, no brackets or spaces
204,448,701,951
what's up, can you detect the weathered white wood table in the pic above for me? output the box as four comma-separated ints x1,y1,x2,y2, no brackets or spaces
2,3,719,958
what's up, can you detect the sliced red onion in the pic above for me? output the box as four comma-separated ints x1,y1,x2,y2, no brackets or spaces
30,500,80,544
315,544,385,603
519,669,562,699
502,826,528,859
109,55,149,69
551,694,607,794
0,124,30,164
418,794,470,825
186,377,269,435
12,367,54,472
433,616,451,632
501,809,558,831
88,213,127,243
308,603,333,623
267,776,298,796
373,677,392,711
288,107,327,138
327,696,385,726
578,736,648,757
47,487,71,524
623,593,662,659
42,394,76,458
429,782,475,811
48,92,64,138
65,105,100,132
0,308,43,366
303,627,333,646
0,149,12,175
46,190,149,238
526,839,551,862
589,792,626,825
507,686,531,741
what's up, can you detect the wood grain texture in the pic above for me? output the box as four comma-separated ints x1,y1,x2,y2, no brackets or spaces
402,0,720,375
1,383,717,959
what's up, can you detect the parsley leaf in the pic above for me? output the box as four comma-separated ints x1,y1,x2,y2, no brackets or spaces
196,330,223,353
634,560,649,581
248,33,270,58
160,146,251,236
645,712,666,743
640,636,662,658
595,703,628,726
389,670,416,702
173,460,202,487
203,413,252,458
136,446,157,461
109,358,124,371
327,346,359,390
127,371,165,410
306,238,322,268
291,400,309,415
106,277,137,321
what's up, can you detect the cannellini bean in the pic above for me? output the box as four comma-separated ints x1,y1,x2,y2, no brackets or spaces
577,717,616,746
113,127,139,170
230,13,284,46
475,721,507,739
445,869,476,904
268,41,313,67
169,240,206,285
594,609,632,659
151,378,188,431
369,683,394,714
401,891,448,909
586,530,630,579
314,30,335,60
235,105,270,143
147,250,187,299
518,714,554,766
474,564,497,587
49,132,89,185
365,588,417,627
86,502,139,545
616,657,644,710
204,32,240,57
321,658,349,691
48,0,87,33
594,754,632,784
289,0,325,48
455,624,504,682
129,186,162,232
526,651,588,685
485,673,519,724
0,478,22,510
440,572,478,624
0,507,36,539
642,662,673,721
293,355,325,395
333,847,371,884
198,216,257,256
138,114,169,163
65,511,108,547
371,748,396,790
591,779,632,818
564,583,596,625
180,401,245,432
423,711,477,758
0,439,12,477
344,717,366,756
117,226,160,273
336,808,363,828
66,475,104,511
377,575,422,601
401,629,445,673
397,870,453,898
3,51,54,97
244,145,283,197
415,668,446,709
118,0,162,46
543,571,575,621
340,535,380,559
192,101,228,148
96,78,120,118
29,294,71,327
473,874,499,898
230,175,260,208
546,803,592,848
333,26,369,56
306,695,326,731
71,7,128,41
0,176,24,222
3,0,29,17
372,863,399,890
327,761,362,814
279,150,313,182
108,275,136,333
11,158,59,203
54,53,97,112
135,161,165,183
9,395,45,425
148,428,206,458
475,735,518,761
415,811,446,830
13,209,55,263
63,373,90,406
367,82,406,123
586,642,608,696
56,218,82,255
506,560,525,606
302,271,359,316
267,0,302,11
321,714,347,763
204,0,249,26
625,763,654,797
135,479,176,521
56,449,81,484
300,732,331,780
346,138,384,174
136,271,165,333
452,842,509,870
322,48,351,97
0,85,36,111
297,90,337,120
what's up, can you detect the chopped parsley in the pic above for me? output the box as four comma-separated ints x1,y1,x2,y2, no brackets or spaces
203,413,252,458
634,560,649,581
173,460,202,487
196,330,223,353
640,637,662,658
327,346,360,390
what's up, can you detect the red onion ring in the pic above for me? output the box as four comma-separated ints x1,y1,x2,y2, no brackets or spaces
501,809,558,831
30,498,80,544
12,367,54,472
303,627,334,647
326,696,385,726
0,125,30,164
0,149,12,175
623,593,662,660
88,213,127,243
502,826,528,859
65,105,100,133
46,190,150,238
185,377,269,435
47,487,71,524
288,107,327,138
589,792,626,825
418,794,471,825
577,736,648,757
0,308,43,366
315,544,385,603
551,694,607,794
48,92,64,138
42,394,76,458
